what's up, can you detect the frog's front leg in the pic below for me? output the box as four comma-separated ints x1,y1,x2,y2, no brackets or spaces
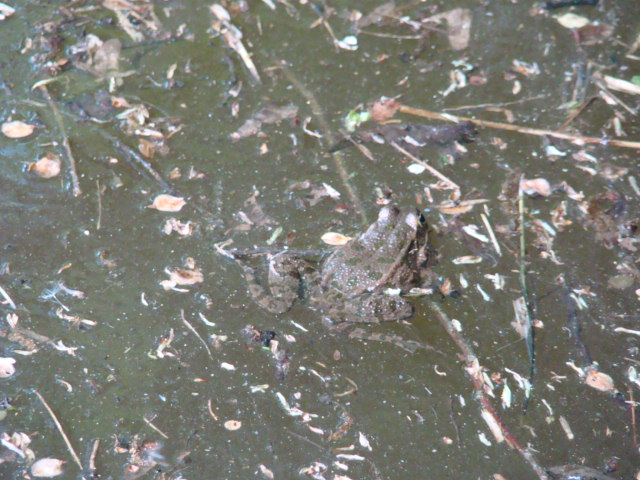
234,253,312,314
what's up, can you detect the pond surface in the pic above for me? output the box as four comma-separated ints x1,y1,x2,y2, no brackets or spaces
1,1,639,479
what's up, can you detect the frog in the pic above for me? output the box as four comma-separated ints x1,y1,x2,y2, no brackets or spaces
232,206,436,352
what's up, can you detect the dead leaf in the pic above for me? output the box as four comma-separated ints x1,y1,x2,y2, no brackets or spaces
224,420,242,431
321,232,352,246
554,13,590,29
162,218,195,236
2,120,35,138
603,75,640,96
520,178,551,197
31,458,65,478
585,368,616,394
452,255,482,264
28,153,61,178
369,97,400,123
149,194,186,212
0,357,16,378
165,267,203,286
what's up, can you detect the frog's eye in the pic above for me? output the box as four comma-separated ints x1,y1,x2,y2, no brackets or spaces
418,212,427,227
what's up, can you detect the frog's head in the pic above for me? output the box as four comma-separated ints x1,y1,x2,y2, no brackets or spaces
367,206,428,251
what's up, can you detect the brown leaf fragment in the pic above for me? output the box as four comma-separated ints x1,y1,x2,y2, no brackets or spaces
31,458,65,477
321,232,352,246
0,357,16,378
29,153,61,178
224,420,242,431
584,368,616,394
550,202,572,231
436,202,473,215
165,266,203,286
2,120,35,138
369,97,400,123
162,218,195,236
599,164,628,181
149,194,186,212
520,178,551,197
511,297,529,339
0,3,15,20
258,464,275,479
603,75,640,96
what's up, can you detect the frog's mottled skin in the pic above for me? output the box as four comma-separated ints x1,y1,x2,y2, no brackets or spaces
234,206,435,351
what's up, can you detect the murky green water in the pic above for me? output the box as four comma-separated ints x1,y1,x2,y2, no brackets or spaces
1,1,639,479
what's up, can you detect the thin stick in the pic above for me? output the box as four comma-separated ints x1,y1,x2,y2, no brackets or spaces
34,390,83,469
442,94,548,112
0,284,16,309
398,104,640,149
277,61,368,225
480,212,502,257
36,85,82,196
207,399,218,421
518,183,536,386
143,415,169,439
427,302,549,480
180,309,212,358
389,141,460,191
96,180,103,230
629,387,637,447
88,438,100,474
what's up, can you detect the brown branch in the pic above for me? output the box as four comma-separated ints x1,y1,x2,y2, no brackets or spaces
34,390,83,470
428,301,549,480
398,104,640,150
36,85,82,196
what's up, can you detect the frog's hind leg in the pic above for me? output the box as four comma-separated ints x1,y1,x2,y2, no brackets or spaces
335,324,437,354
233,254,305,314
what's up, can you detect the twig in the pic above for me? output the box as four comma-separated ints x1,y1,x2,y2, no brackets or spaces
99,131,172,191
0,284,16,309
447,396,463,447
557,96,597,131
518,183,536,386
442,94,548,112
34,390,83,470
398,104,640,149
35,85,82,196
559,275,592,366
101,131,222,227
390,140,460,192
629,387,637,447
276,61,368,225
88,438,99,474
96,180,103,230
180,309,212,359
143,415,169,439
207,399,218,421
480,212,502,257
427,301,549,480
